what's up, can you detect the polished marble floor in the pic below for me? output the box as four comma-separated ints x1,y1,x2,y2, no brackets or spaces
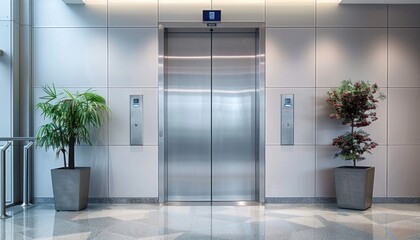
2,203,420,239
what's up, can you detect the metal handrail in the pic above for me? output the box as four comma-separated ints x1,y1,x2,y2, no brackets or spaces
0,137,36,141
22,141,34,207
0,137,35,219
1,142,12,219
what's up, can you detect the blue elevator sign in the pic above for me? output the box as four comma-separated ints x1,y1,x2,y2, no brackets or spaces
203,10,221,22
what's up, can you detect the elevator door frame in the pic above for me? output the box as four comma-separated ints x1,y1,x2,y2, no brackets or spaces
158,23,266,204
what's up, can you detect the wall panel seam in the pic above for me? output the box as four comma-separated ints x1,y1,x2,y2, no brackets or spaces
386,3,389,198
387,87,420,89
107,145,159,147
387,145,420,147
266,144,316,147
266,27,420,29
314,0,318,197
107,0,110,199
107,87,159,89
33,27,108,29
108,27,159,29
266,87,316,89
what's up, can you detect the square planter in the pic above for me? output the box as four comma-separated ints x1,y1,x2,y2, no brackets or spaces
335,166,375,210
51,167,90,211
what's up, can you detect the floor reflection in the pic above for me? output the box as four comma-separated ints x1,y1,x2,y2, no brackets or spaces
2,203,420,239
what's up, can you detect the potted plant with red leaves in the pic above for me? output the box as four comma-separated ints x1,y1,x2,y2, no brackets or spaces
326,80,385,210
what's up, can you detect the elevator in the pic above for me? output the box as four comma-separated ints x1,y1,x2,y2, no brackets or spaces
160,26,264,203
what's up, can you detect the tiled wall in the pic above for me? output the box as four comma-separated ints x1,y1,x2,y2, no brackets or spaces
32,0,160,198
30,0,420,199
266,2,420,198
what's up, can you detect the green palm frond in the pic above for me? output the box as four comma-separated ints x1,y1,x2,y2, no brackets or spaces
36,85,110,168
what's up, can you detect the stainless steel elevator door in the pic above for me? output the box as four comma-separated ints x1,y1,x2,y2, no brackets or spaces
212,33,256,201
166,30,257,202
166,33,212,201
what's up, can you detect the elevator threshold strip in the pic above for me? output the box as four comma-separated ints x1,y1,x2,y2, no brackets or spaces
164,201,261,206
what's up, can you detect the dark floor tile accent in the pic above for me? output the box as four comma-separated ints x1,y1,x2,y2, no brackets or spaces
33,197,54,204
265,197,336,204
100,198,159,204
373,197,420,203
33,197,420,205
34,197,159,204
265,197,420,204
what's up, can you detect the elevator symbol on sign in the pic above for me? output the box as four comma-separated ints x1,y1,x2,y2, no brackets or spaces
209,12,215,20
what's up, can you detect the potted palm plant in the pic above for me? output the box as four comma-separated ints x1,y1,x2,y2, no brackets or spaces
36,84,109,211
326,80,385,210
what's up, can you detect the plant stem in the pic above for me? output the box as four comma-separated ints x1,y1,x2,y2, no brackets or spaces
61,149,67,168
351,120,356,167
69,137,75,169
68,102,75,169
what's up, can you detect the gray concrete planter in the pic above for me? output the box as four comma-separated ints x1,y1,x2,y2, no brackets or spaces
335,166,375,210
51,167,90,211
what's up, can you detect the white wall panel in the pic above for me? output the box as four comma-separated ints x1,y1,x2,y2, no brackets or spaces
109,28,158,88
316,28,387,88
108,0,158,27
33,149,62,197
266,28,315,88
389,5,420,27
316,2,387,27
266,146,315,197
76,146,109,197
108,88,158,146
315,146,344,197
33,87,109,146
266,0,315,27
159,0,211,22
109,146,158,197
212,0,264,22
34,0,106,27
0,0,10,20
34,146,108,197
34,28,107,88
389,29,420,87
389,146,420,197
389,88,420,145
0,22,11,137
359,146,387,197
266,88,315,145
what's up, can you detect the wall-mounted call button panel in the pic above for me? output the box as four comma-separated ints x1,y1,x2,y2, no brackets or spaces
281,94,294,145
130,95,143,146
